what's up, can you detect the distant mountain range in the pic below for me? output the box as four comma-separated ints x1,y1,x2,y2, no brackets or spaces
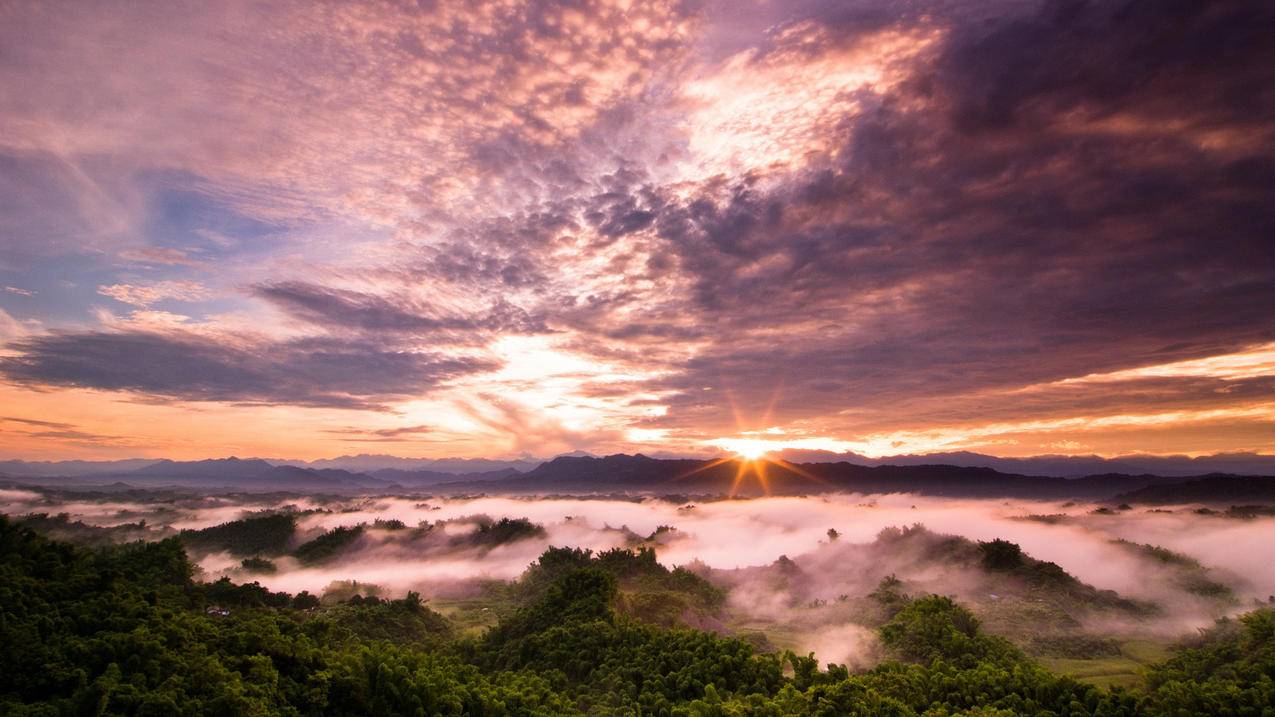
2,452,1273,501
0,458,164,477
772,449,1275,478
428,453,1275,502
4,450,1273,481
130,457,395,491
292,454,542,474
0,456,519,493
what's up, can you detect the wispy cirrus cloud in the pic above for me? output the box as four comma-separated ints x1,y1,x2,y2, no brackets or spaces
0,415,138,449
323,424,437,444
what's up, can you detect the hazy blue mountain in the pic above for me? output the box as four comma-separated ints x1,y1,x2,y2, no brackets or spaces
124,457,395,492
774,449,1275,477
293,454,542,474
368,467,521,488
0,458,162,477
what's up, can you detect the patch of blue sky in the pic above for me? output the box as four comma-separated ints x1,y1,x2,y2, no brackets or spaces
0,254,121,326
139,179,288,263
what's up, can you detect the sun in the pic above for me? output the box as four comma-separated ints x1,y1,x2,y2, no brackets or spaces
716,438,773,461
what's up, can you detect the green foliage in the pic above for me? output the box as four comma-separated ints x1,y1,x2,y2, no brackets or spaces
0,516,529,716
517,545,725,626
879,595,1024,668
976,536,1156,615
979,539,1026,571
869,574,912,617
484,567,618,651
292,524,365,565
464,517,548,548
18,511,157,546
1110,539,1236,602
180,513,297,557
200,576,294,608
239,556,277,574
520,545,596,591
1026,634,1123,659
477,565,784,715
307,591,454,648
1,515,1271,717
1141,609,1275,715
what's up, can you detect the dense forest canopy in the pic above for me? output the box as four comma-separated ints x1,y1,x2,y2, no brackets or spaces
2,514,1273,716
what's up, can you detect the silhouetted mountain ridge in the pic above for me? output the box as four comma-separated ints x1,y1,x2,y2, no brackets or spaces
1111,474,1275,504
434,454,1274,501
776,449,1275,477
2,453,1272,500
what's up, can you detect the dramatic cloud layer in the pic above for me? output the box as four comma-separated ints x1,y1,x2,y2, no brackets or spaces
1,331,496,409
0,0,1272,459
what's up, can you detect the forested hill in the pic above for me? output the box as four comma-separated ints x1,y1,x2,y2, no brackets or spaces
1109,474,1275,504
3,515,1274,715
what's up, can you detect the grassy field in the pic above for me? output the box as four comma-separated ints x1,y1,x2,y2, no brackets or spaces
429,596,508,636
1040,639,1173,689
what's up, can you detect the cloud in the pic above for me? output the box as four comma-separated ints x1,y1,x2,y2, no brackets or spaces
1,416,75,430
598,0,1275,443
98,280,211,307
0,0,700,237
117,247,205,267
0,330,499,410
0,308,28,341
255,281,550,337
0,415,137,448
324,424,435,443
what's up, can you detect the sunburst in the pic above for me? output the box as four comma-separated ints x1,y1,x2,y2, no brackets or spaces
666,383,837,495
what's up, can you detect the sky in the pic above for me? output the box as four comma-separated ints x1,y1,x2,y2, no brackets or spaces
0,0,1272,461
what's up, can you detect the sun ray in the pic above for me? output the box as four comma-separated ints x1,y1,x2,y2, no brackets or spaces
727,459,748,498
770,457,833,487
759,379,785,427
669,455,735,482
755,458,771,496
723,387,746,434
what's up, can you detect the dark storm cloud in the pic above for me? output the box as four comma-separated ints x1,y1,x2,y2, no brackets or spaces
616,0,1275,430
0,331,498,409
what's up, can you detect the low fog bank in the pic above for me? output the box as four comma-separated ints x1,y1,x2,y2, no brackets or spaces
4,489,1272,599
3,487,1273,664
